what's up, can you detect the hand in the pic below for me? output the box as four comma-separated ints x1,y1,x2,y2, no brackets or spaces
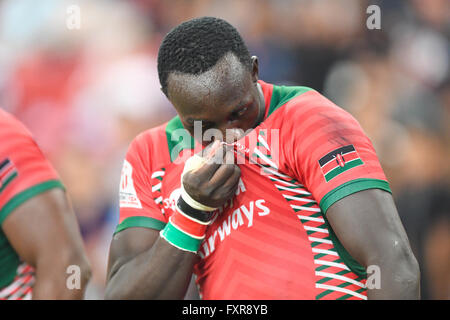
182,140,241,208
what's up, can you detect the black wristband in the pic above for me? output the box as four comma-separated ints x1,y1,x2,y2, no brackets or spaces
177,196,214,223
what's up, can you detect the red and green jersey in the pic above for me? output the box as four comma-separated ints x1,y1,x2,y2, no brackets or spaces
116,80,391,300
0,109,64,299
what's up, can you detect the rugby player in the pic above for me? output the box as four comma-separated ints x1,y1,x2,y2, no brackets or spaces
105,17,420,300
0,109,91,299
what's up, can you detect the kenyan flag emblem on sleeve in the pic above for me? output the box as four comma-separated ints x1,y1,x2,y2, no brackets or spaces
0,158,18,193
319,145,363,182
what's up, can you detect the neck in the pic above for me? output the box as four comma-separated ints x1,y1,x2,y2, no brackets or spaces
253,82,265,128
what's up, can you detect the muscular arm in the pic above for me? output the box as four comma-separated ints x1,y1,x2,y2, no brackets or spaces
326,189,420,299
106,145,239,300
105,227,198,300
2,188,91,299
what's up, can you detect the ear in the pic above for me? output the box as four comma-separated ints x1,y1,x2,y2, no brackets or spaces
251,56,259,82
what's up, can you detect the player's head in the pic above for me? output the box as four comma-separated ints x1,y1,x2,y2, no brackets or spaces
158,17,265,145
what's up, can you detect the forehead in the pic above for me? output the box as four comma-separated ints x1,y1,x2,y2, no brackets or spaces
167,53,252,116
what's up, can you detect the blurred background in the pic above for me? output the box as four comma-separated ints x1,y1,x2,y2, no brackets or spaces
0,0,448,299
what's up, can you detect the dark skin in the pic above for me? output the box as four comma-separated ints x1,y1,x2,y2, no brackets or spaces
327,190,420,299
105,53,420,299
3,188,91,299
169,54,265,145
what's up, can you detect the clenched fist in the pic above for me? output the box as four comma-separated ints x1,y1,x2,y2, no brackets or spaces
182,140,241,209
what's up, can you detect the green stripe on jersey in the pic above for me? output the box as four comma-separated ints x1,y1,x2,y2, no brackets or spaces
0,172,18,193
0,180,65,226
114,216,166,235
165,116,195,162
320,178,391,215
268,85,314,117
337,287,367,300
324,159,364,182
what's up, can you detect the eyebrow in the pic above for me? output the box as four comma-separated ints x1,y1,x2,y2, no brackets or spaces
186,98,254,124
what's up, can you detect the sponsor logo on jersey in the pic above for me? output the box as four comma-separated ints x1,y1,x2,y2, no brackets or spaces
196,178,271,259
0,158,18,193
319,145,363,182
119,160,142,209
164,187,182,212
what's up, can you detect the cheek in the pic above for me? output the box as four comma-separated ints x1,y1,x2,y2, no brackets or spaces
241,104,259,129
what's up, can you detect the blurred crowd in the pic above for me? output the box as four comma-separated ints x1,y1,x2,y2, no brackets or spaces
0,0,448,299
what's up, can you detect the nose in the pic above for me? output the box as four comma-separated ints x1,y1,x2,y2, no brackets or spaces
222,127,245,144
201,124,245,146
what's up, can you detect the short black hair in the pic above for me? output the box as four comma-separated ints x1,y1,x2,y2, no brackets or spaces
157,16,252,96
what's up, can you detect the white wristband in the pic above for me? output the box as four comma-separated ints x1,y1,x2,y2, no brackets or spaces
181,154,218,212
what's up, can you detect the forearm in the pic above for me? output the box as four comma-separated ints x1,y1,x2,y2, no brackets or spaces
32,257,91,299
105,236,198,300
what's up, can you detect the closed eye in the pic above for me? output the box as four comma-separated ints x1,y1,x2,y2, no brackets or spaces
236,107,248,116
187,120,214,130
231,106,249,119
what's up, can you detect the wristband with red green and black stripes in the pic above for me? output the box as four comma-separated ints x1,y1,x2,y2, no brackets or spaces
159,196,216,253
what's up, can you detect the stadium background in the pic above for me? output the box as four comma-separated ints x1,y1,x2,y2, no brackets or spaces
0,0,448,299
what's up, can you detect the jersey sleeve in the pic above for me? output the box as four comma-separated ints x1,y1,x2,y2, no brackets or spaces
0,119,64,227
282,91,391,215
115,133,167,235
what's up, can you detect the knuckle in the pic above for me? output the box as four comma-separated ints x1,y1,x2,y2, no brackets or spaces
223,164,235,176
203,185,215,197
190,174,202,188
210,193,223,203
183,174,202,194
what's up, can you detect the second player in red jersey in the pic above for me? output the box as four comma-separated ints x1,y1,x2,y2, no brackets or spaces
0,109,90,299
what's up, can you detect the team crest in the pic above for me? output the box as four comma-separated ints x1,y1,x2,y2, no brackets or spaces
319,145,363,182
